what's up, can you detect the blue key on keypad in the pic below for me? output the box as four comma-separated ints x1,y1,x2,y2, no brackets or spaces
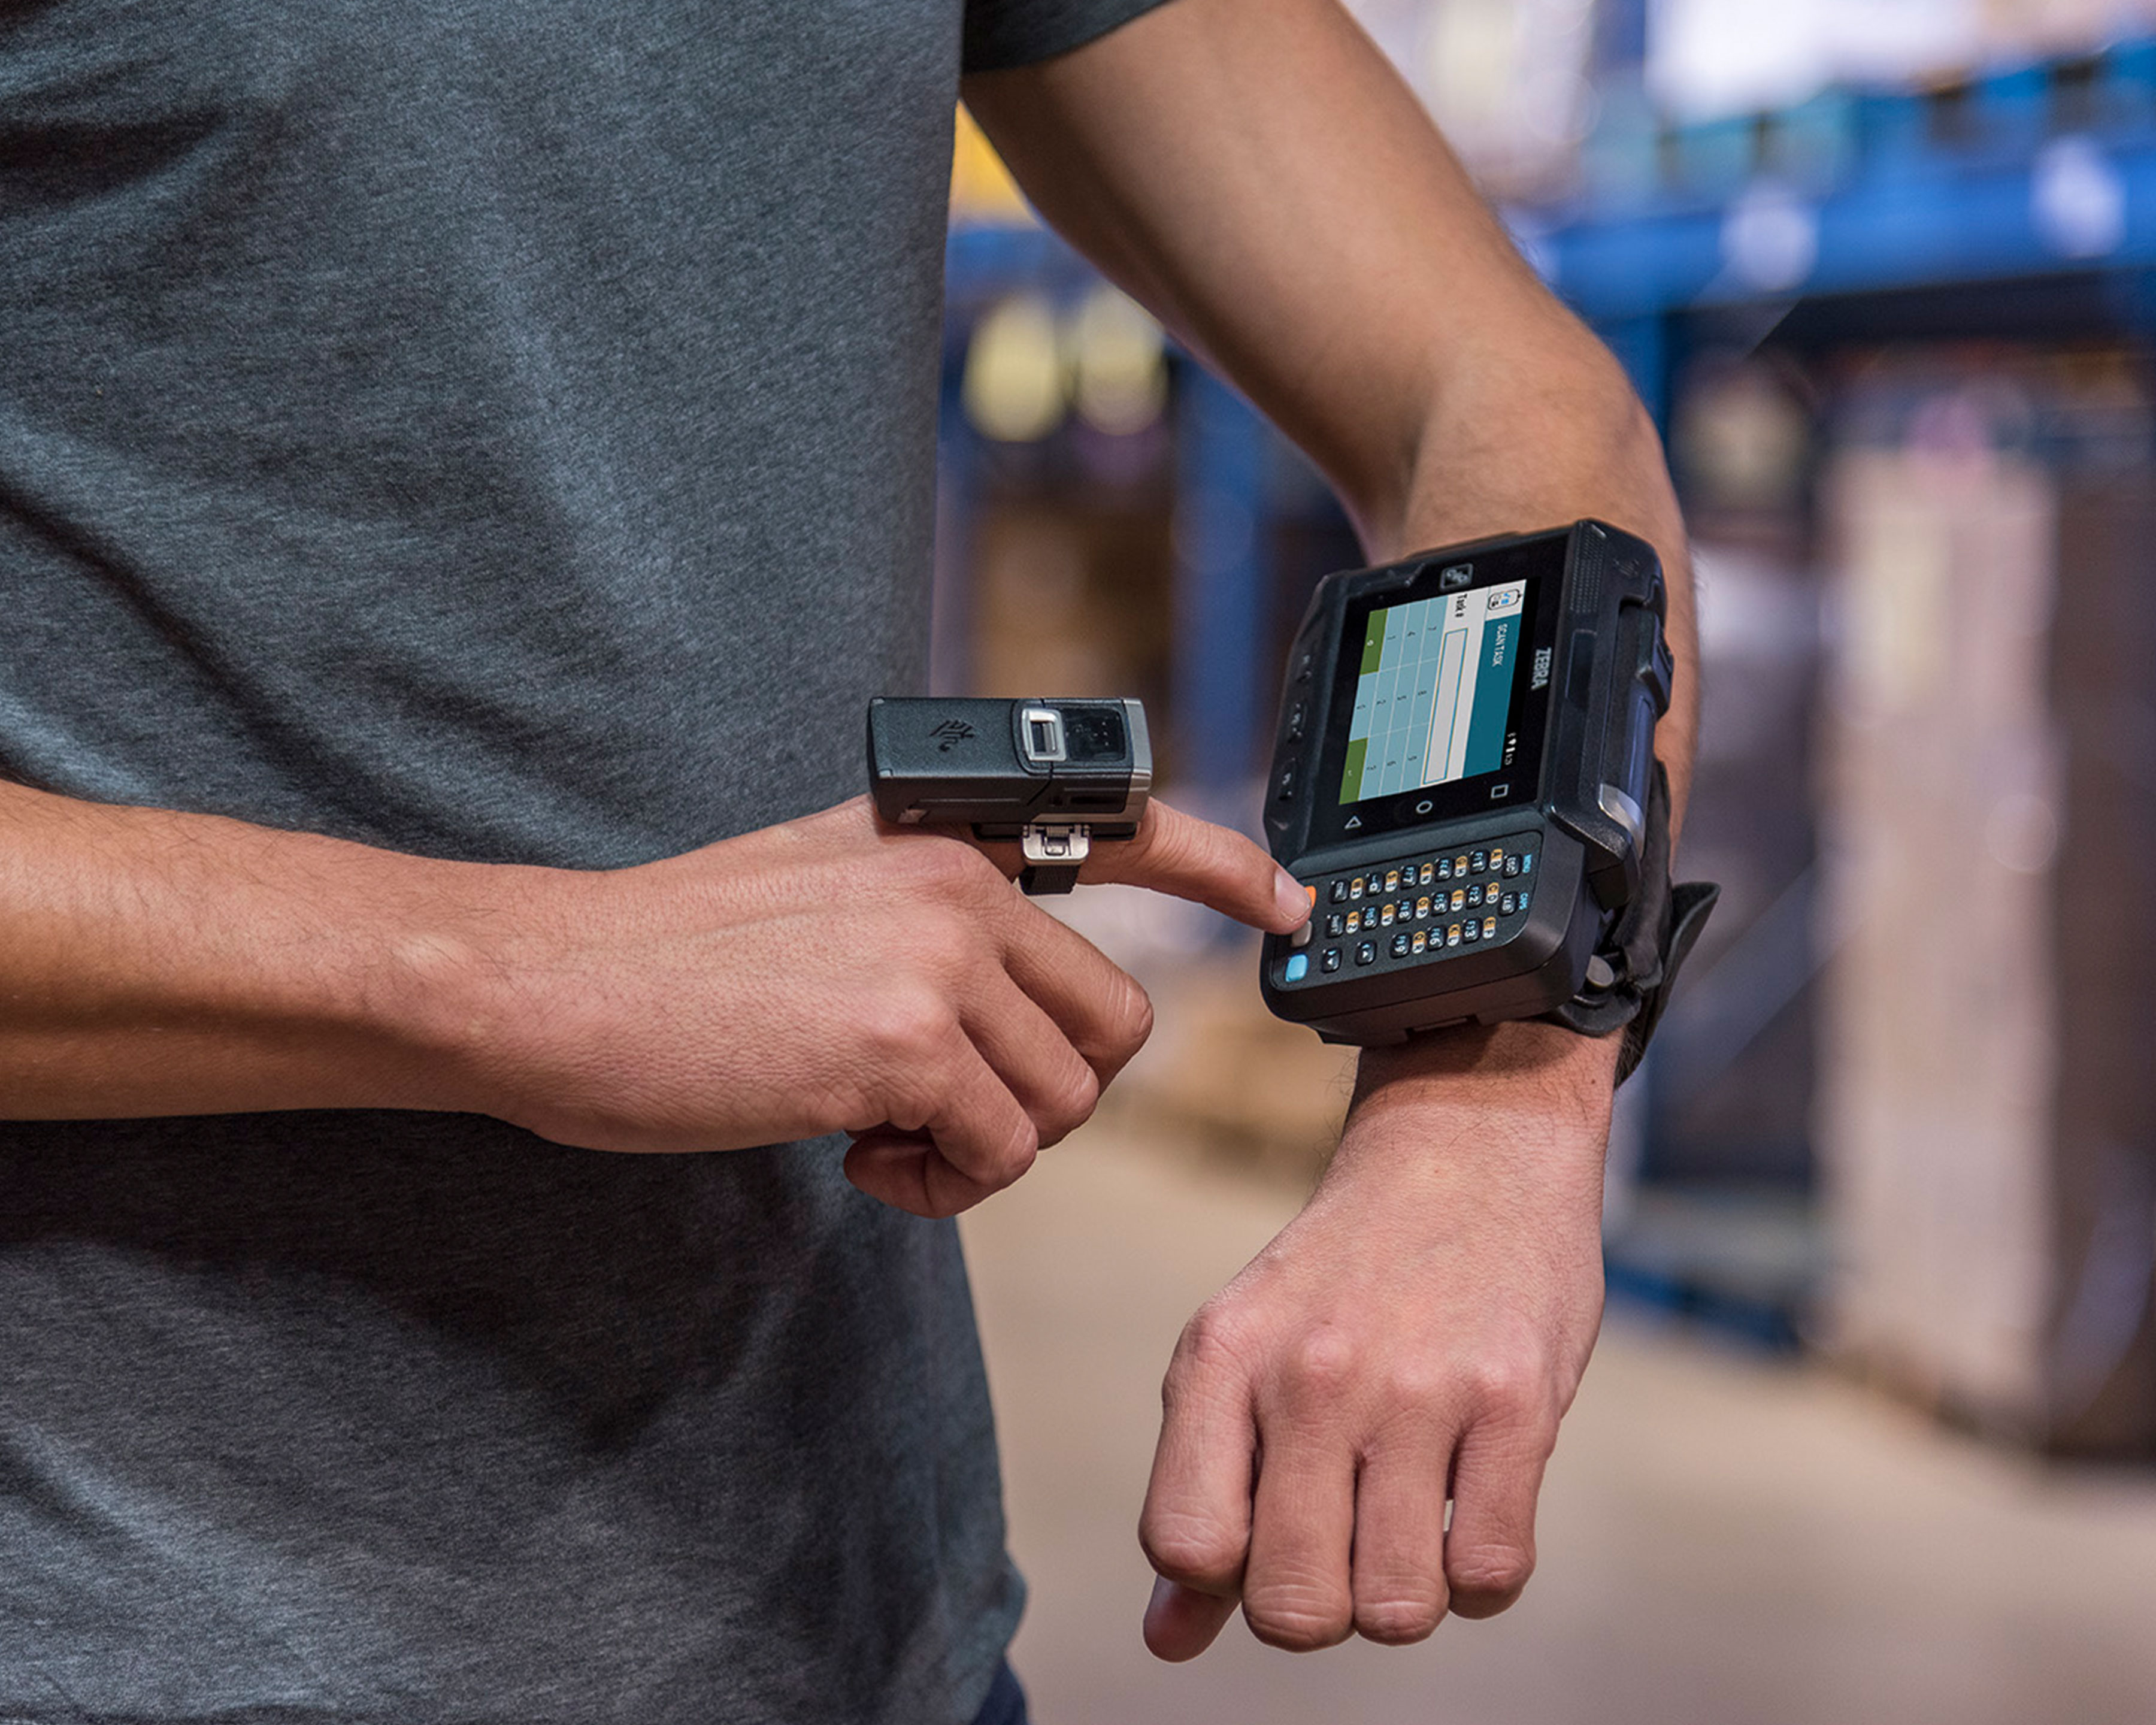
1284,953,1309,983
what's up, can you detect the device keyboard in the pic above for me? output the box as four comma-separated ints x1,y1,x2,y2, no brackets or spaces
1277,836,1540,986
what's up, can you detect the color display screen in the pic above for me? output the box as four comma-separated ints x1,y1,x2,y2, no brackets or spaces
1340,580,1529,804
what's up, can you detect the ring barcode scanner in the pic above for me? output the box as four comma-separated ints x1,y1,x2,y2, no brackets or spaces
867,697,1152,893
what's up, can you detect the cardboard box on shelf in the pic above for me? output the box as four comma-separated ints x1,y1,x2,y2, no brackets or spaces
1818,429,2060,1435
1818,352,2156,1454
2042,460,2156,1454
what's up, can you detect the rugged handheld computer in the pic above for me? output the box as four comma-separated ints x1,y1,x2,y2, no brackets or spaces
867,697,1151,894
1259,521,1715,1060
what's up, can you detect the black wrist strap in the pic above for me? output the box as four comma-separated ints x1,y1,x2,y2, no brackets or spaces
1544,762,1719,1084
1017,862,1080,895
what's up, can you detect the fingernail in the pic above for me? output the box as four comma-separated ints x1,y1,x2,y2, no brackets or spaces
1274,870,1313,927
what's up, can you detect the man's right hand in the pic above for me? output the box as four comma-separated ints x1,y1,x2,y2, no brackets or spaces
0,781,1303,1217
462,796,1306,1216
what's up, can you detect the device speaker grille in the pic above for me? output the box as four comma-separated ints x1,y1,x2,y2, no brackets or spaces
1570,535,1607,615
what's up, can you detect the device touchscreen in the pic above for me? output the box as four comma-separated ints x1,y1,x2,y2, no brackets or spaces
1342,577,1532,802
1310,554,1557,847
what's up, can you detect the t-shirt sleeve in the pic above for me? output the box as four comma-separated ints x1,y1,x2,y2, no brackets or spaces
961,0,1179,74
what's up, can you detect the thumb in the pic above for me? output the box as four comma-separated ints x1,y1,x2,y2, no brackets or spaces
1143,1575,1240,1662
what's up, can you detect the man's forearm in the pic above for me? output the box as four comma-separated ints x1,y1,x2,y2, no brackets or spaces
0,780,501,1118
966,0,1698,818
0,779,1295,1212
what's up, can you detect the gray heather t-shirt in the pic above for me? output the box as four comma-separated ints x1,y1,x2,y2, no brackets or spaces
0,2,1165,1719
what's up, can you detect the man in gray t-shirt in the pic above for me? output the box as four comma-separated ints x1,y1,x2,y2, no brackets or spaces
0,1,1698,1720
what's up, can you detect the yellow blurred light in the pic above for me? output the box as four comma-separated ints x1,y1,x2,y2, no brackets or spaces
963,293,1067,442
1067,285,1167,437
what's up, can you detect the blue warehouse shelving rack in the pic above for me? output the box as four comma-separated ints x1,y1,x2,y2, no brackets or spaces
943,38,2156,800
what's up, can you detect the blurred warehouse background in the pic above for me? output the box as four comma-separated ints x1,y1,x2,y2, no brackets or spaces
940,2,2156,1718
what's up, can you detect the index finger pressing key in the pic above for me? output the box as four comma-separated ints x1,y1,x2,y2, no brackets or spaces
1083,801,1312,935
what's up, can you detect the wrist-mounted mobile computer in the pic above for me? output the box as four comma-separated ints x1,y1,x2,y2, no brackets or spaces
1259,521,1717,1078
867,697,1151,894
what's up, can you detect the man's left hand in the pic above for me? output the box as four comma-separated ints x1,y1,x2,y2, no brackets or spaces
1137,1022,1615,1656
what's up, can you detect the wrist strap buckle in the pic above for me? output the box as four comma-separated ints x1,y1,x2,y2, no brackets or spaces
1545,762,1719,1084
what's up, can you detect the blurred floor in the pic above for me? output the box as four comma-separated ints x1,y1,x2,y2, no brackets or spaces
961,1127,2156,1725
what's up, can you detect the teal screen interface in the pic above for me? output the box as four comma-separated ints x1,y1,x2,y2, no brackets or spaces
1340,580,1527,804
